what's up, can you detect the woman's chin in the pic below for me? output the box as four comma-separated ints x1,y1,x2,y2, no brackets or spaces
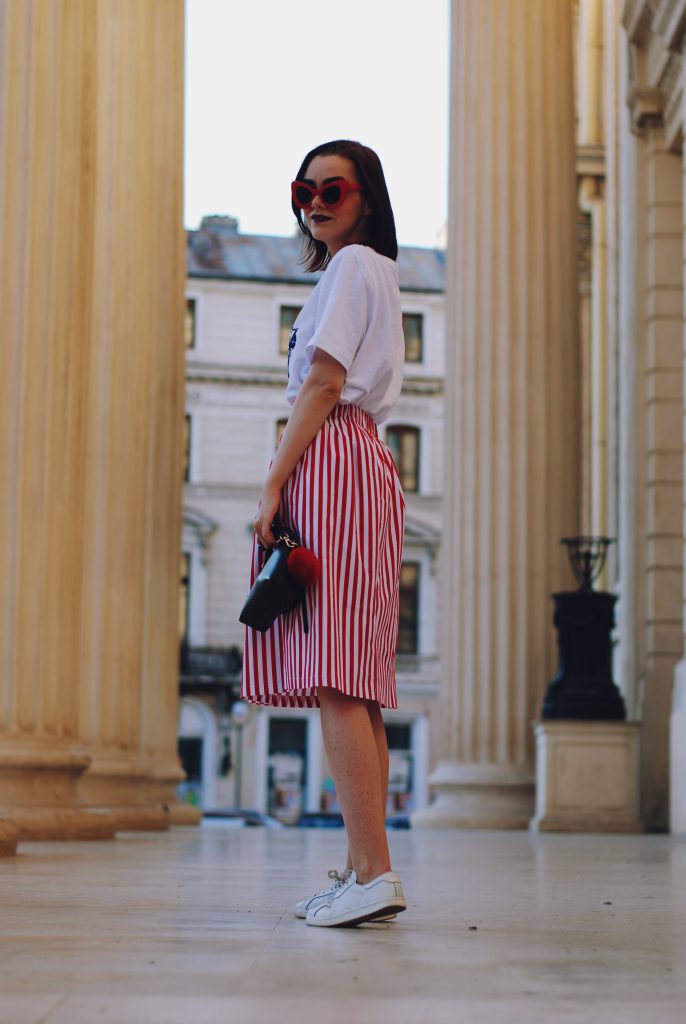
309,225,330,242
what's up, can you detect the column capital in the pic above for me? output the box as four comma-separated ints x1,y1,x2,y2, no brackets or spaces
622,0,657,44
653,0,686,51
627,86,665,135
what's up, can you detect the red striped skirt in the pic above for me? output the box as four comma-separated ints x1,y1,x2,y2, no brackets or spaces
242,403,406,709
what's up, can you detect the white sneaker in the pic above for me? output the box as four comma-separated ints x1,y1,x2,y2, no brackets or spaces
306,869,406,927
294,869,352,918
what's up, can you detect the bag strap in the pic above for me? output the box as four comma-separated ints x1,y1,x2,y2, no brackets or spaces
275,531,299,549
300,591,309,634
273,521,309,633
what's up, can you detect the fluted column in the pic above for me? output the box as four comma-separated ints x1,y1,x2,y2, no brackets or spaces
577,0,610,544
0,0,193,840
415,0,580,828
71,0,192,829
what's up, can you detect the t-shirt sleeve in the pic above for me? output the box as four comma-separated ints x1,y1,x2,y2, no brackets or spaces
304,249,369,371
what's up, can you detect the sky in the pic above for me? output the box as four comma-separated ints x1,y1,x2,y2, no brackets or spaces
184,0,449,249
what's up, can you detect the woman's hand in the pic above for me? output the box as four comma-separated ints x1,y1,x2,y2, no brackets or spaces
253,483,282,550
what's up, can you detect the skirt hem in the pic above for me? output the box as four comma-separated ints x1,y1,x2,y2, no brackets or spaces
244,678,398,711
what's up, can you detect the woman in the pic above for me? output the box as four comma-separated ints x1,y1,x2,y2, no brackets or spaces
242,140,407,927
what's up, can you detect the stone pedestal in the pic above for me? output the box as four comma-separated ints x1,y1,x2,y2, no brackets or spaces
670,661,686,835
530,721,642,832
415,0,581,828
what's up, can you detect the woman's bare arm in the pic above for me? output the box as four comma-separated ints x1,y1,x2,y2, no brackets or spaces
253,348,346,548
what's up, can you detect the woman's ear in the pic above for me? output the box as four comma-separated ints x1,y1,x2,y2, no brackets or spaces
364,201,373,216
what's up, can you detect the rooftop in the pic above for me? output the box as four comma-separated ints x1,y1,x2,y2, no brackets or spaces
187,216,446,293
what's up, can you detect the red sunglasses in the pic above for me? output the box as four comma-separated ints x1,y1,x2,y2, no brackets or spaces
291,179,363,210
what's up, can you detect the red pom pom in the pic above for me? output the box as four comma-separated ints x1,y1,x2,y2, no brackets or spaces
287,547,322,586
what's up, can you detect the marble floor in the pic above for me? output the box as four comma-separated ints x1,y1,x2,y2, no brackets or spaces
0,824,684,1024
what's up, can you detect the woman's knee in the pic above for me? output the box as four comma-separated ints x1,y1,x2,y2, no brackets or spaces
317,686,360,708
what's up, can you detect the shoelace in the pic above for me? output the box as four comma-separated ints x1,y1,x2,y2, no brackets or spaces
322,868,351,895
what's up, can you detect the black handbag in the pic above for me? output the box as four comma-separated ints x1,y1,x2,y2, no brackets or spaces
239,525,311,634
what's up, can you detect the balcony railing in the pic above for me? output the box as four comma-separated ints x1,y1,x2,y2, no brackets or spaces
180,644,242,680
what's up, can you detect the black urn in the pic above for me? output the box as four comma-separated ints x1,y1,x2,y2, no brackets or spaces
542,537,626,721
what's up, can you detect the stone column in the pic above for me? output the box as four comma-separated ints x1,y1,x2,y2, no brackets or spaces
676,77,686,838
414,0,580,828
0,0,194,838
671,25,686,838
639,127,683,826
620,1,685,831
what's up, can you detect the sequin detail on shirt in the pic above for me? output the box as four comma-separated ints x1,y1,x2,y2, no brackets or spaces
287,328,297,377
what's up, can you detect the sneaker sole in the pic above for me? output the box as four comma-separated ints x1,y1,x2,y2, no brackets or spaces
308,901,407,928
297,908,396,921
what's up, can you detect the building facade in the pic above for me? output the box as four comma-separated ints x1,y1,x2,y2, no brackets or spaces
179,217,445,820
3,2,686,857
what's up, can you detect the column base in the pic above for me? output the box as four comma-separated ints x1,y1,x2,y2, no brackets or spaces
530,720,642,833
168,801,203,826
5,807,116,841
0,817,19,856
670,660,686,835
145,758,201,826
79,753,196,830
411,762,535,829
111,806,172,831
140,756,188,805
0,740,116,840
79,754,171,832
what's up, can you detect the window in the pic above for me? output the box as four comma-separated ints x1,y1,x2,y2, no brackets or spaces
386,425,420,493
279,305,302,355
183,414,191,482
397,563,419,654
402,312,423,363
275,417,289,446
268,718,307,825
178,737,202,782
185,298,196,349
384,723,414,813
179,552,190,643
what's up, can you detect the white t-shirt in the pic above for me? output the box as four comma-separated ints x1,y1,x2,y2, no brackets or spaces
285,244,405,424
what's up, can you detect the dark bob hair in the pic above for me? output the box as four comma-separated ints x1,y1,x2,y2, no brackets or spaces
292,139,398,272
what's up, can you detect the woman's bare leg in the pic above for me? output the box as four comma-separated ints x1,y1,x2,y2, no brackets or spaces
318,687,391,884
367,700,390,813
344,700,389,871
